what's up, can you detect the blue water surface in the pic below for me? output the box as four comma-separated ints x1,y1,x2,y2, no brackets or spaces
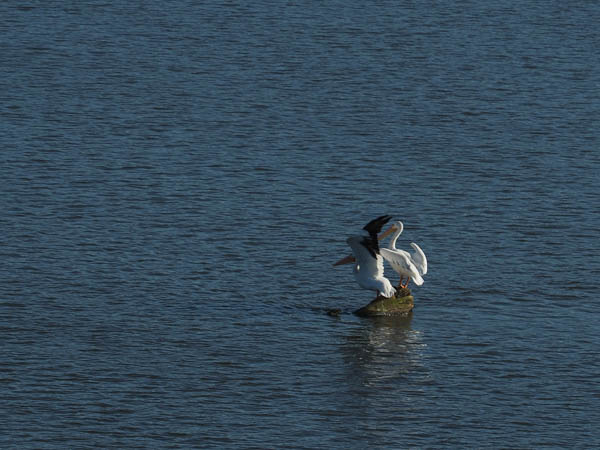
2,1,599,448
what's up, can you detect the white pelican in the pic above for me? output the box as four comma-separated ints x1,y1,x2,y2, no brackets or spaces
333,215,396,299
379,221,427,288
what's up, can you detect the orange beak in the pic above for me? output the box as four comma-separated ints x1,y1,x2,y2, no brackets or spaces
333,254,356,266
378,225,396,240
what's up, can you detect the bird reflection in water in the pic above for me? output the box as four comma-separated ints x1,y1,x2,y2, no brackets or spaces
330,314,433,443
342,313,432,388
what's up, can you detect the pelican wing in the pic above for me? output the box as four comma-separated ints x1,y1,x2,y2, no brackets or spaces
361,215,392,255
410,243,428,276
380,248,424,285
346,236,384,278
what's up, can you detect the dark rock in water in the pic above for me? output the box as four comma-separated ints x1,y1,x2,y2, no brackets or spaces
354,287,414,317
326,308,342,317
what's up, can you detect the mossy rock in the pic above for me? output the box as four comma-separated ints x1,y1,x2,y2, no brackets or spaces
354,287,414,317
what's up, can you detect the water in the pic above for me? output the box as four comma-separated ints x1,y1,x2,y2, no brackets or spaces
2,1,600,447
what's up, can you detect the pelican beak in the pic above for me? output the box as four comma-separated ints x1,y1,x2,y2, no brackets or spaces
378,225,396,240
333,254,356,266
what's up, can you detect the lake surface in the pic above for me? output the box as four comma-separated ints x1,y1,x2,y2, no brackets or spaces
2,1,600,448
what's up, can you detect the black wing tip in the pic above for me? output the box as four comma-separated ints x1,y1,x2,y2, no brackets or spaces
362,215,393,235
360,215,393,257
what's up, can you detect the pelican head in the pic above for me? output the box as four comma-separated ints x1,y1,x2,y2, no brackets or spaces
379,220,403,240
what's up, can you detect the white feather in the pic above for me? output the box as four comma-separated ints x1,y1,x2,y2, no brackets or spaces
346,236,396,298
381,221,427,286
380,247,424,286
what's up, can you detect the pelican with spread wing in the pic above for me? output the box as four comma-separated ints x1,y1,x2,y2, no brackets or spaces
379,221,427,288
333,215,396,298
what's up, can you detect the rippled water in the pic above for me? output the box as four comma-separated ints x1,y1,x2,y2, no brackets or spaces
2,1,600,448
